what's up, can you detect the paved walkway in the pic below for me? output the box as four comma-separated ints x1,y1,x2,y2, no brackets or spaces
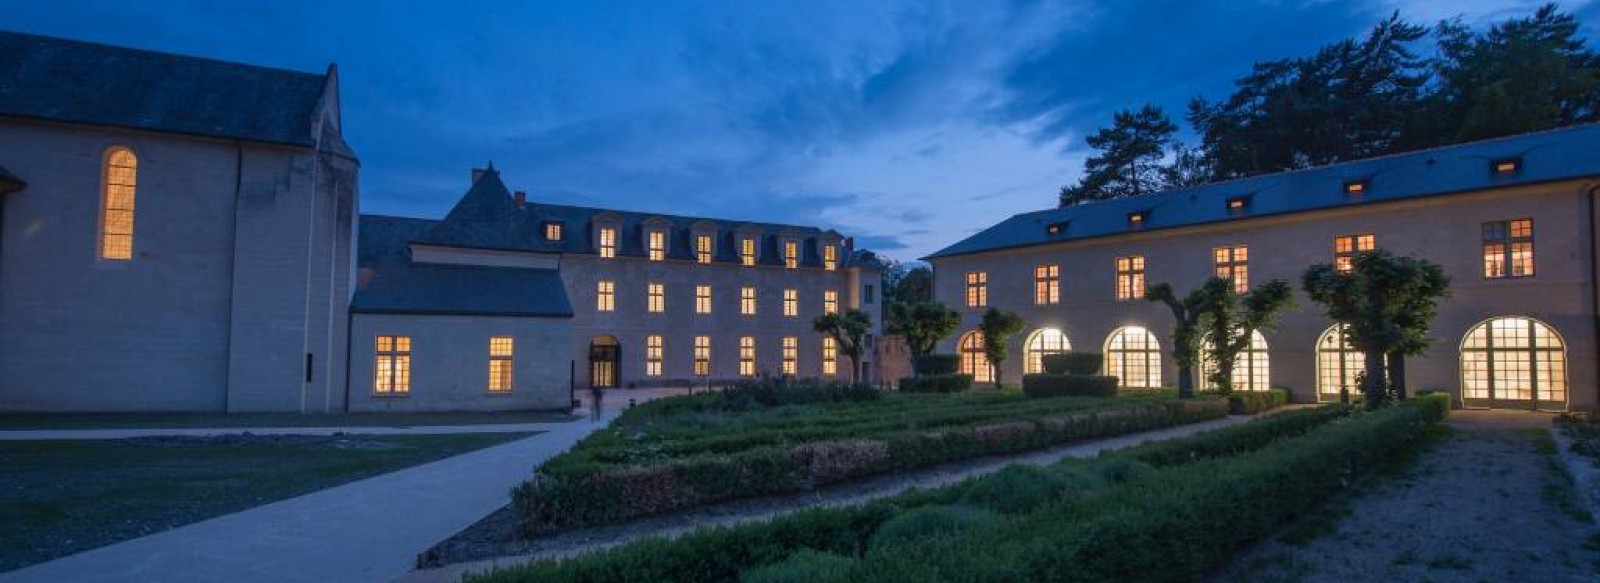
0,389,684,583
398,411,1268,583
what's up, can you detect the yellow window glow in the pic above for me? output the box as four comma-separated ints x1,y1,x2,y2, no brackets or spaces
99,147,138,260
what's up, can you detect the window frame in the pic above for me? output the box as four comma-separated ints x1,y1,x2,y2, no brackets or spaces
647,230,666,261
1333,234,1375,273
784,240,799,269
645,335,664,377
781,336,798,375
821,336,838,376
823,244,837,271
965,271,988,308
647,283,665,313
544,222,563,241
782,288,798,317
596,280,615,312
695,234,713,264
488,336,514,393
693,335,711,376
374,335,412,395
598,227,617,258
823,289,838,314
1115,255,1145,301
740,286,757,315
98,146,138,261
1482,218,1535,279
1033,264,1060,305
739,336,757,377
740,237,757,266
1213,245,1249,293
695,285,713,314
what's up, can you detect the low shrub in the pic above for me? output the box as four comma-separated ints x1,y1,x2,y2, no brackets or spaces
1111,405,1348,467
1022,374,1119,398
1413,391,1451,422
1085,457,1157,485
867,505,1000,552
911,355,960,376
1041,353,1103,375
897,373,973,393
740,550,856,583
720,377,881,409
1226,388,1290,414
957,464,1087,515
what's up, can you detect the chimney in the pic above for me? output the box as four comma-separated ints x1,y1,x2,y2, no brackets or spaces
843,237,855,251
471,167,486,185
513,190,526,207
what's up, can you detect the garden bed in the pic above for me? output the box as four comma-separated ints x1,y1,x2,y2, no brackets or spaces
469,399,1445,583
512,380,1227,534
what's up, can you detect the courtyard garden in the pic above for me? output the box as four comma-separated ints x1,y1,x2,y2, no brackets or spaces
0,431,538,571
467,396,1449,582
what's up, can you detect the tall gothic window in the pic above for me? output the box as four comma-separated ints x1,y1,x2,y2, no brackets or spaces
99,146,138,260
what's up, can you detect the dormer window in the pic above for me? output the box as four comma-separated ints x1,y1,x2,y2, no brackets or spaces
598,227,617,258
1493,157,1522,175
647,231,666,261
1226,196,1251,213
1047,222,1065,235
1344,180,1369,196
823,244,837,271
741,237,757,266
544,222,563,241
1127,211,1148,227
784,240,799,269
695,234,713,264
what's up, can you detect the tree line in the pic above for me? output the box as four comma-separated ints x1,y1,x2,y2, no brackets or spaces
1060,4,1600,206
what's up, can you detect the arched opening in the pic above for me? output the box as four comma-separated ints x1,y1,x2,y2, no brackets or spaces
1461,317,1567,411
959,330,992,383
1023,328,1071,374
589,335,620,388
1200,330,1270,392
1316,324,1365,403
1104,326,1162,389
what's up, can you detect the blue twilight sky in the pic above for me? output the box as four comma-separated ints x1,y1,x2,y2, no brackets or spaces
4,1,1597,260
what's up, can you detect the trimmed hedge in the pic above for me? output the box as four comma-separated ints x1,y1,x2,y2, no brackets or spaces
1022,374,1119,398
513,397,1228,534
469,401,1363,583
911,355,960,376
1226,388,1291,414
1041,353,1103,375
897,373,973,394
1110,405,1348,467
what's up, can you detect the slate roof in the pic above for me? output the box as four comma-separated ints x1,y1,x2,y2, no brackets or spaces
0,30,330,147
417,167,871,269
353,215,574,318
927,123,1600,260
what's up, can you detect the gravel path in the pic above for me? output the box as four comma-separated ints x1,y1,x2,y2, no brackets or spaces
399,413,1262,583
1223,409,1600,583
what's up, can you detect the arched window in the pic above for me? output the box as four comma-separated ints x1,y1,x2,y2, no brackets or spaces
1104,326,1162,389
1200,330,1270,392
1023,328,1071,374
959,330,992,383
100,146,138,260
1462,317,1566,410
1316,325,1365,403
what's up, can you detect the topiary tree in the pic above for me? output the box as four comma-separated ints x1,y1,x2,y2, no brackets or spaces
813,309,873,382
887,301,961,357
1302,250,1450,407
1146,278,1232,398
979,308,1026,387
1199,279,1295,394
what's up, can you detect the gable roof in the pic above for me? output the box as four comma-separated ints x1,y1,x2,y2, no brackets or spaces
927,123,1600,260
353,215,573,318
0,30,331,147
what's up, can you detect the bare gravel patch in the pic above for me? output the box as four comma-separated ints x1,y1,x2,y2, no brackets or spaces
1223,410,1600,583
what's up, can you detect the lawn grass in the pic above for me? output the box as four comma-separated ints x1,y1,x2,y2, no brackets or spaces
0,410,576,430
0,431,536,571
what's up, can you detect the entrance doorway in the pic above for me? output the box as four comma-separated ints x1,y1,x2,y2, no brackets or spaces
589,335,620,388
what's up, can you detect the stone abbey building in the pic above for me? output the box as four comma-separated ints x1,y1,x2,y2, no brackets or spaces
0,31,881,413
929,125,1600,412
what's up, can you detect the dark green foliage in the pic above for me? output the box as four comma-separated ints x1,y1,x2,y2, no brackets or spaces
813,310,873,381
897,373,972,393
719,377,880,409
910,354,960,376
956,464,1083,515
1059,105,1181,206
1302,250,1450,405
1086,457,1157,485
883,262,934,305
867,505,1001,552
1021,374,1119,398
1041,353,1102,375
888,302,960,357
1200,280,1295,394
979,308,1027,387
739,550,856,583
1225,388,1290,414
1113,405,1348,467
1145,278,1234,398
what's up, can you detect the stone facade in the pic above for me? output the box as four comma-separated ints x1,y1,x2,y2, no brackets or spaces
347,314,573,412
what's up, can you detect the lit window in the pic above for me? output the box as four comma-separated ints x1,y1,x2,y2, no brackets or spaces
1493,158,1522,175
1115,256,1145,301
824,290,838,314
695,285,713,314
647,283,665,313
741,237,756,266
1333,234,1375,272
1226,196,1250,212
741,286,757,315
1462,317,1566,407
645,335,664,377
693,336,711,376
597,280,615,312
1199,330,1269,392
739,336,757,377
598,227,616,258
1047,222,1064,235
965,271,987,308
1343,180,1368,196
648,231,666,261
696,234,713,264
1213,245,1249,293
1317,324,1367,402
488,336,514,392
781,336,798,375
374,335,411,394
1104,326,1161,389
1483,219,1534,279
99,146,138,260
823,245,837,270
545,222,563,241
1127,211,1147,226
784,240,799,269
783,289,798,317
822,337,838,376
958,331,991,383
1023,328,1071,374
1034,264,1060,305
